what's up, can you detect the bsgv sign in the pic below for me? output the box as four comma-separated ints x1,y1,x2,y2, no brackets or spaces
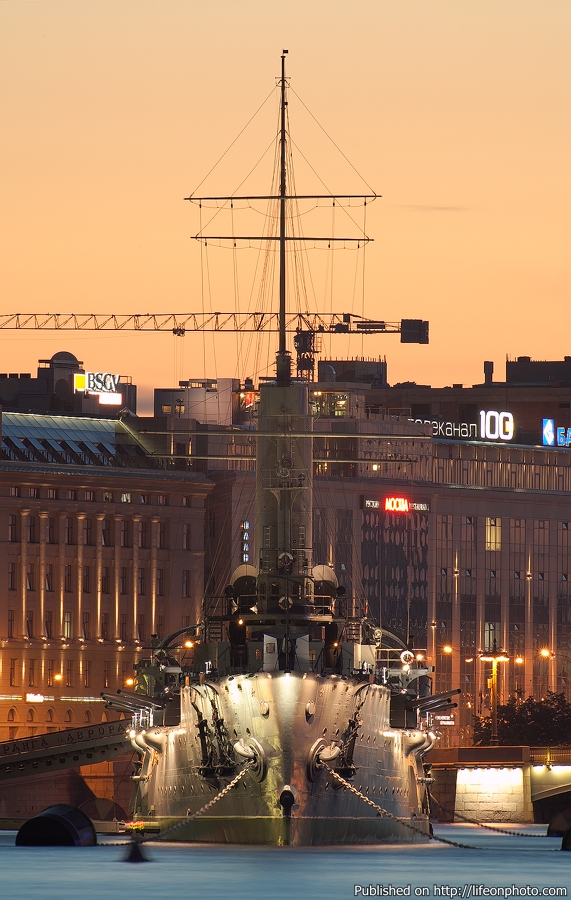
74,372,122,406
411,409,514,442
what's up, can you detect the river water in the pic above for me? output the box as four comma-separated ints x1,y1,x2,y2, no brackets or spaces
1,826,569,900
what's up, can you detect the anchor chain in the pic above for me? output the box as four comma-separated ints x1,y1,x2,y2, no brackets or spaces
430,795,547,838
320,762,476,849
108,760,255,846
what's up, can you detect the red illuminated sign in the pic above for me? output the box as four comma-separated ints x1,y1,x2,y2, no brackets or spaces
385,497,409,513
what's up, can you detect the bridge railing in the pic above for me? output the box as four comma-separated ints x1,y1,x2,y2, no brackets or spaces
529,747,571,765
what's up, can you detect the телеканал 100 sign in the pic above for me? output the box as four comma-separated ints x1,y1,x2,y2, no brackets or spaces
410,410,514,442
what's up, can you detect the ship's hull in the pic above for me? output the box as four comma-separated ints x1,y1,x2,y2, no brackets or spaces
130,671,432,845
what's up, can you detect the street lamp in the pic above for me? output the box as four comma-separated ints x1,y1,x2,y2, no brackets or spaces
479,639,509,746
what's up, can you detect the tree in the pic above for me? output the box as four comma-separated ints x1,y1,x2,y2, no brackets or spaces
473,692,571,746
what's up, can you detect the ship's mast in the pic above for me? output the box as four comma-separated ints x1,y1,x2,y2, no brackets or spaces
277,50,291,387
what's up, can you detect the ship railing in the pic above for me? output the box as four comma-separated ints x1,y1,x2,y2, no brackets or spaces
131,709,154,730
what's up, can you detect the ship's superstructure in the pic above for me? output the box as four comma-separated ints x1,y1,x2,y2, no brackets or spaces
102,54,457,845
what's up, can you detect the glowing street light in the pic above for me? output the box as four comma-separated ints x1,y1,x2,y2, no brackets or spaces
480,640,509,746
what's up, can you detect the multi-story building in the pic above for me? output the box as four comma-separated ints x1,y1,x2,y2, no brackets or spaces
160,367,571,747
0,410,211,741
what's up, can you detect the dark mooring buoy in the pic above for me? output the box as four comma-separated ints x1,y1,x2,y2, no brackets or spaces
16,804,97,847
560,825,571,851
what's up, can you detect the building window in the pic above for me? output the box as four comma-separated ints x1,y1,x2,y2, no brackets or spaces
8,563,16,591
8,609,14,639
102,613,109,641
46,660,54,687
9,487,21,498
64,709,73,724
157,494,167,506
120,614,127,641
157,617,164,639
138,614,145,642
45,564,53,592
465,516,473,525
514,571,520,580
47,488,57,500
28,659,35,686
85,490,95,502
64,565,72,593
29,487,40,499
47,517,56,543
83,565,91,593
103,661,110,689
161,404,172,414
84,518,92,545
182,496,190,507
82,611,90,639
140,494,149,505
8,514,17,542
138,520,148,549
563,574,568,582
102,518,110,546
26,564,35,591
138,567,146,595
83,662,90,688
45,610,52,639
120,567,128,595
65,517,74,544
538,572,544,580
183,523,191,550
158,522,166,549
103,491,113,502
64,611,72,639
66,490,77,501
120,492,132,504
156,568,165,597
182,570,191,598
101,567,110,594
9,659,17,686
485,517,501,551
120,520,130,548
490,570,497,579
27,515,36,543
66,660,73,687
26,611,34,638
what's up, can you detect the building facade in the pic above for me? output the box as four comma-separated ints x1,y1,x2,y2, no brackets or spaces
0,412,211,741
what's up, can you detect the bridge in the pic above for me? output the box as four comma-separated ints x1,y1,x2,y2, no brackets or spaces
0,720,132,783
428,746,571,825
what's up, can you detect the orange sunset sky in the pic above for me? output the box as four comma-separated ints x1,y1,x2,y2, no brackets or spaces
1,1,570,413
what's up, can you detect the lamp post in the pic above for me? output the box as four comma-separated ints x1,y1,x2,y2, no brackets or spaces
479,639,509,746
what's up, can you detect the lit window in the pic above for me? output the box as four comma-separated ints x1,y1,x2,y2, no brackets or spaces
120,492,131,504
485,517,501,551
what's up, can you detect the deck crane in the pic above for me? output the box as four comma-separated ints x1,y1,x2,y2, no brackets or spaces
0,312,428,380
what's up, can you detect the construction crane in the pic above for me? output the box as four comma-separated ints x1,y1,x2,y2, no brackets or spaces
0,312,428,379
